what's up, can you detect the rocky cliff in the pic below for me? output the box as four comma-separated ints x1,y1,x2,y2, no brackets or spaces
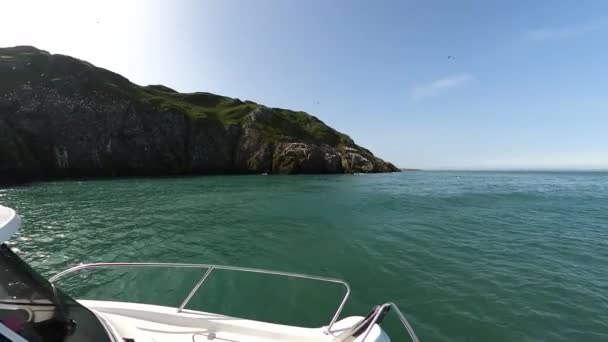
0,46,399,183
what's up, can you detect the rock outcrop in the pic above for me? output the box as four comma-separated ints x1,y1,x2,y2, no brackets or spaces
0,46,399,183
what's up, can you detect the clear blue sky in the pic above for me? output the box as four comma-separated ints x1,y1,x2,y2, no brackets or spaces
2,0,607,169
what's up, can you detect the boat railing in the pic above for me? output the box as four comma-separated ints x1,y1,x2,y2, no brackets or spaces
49,262,351,334
361,302,419,342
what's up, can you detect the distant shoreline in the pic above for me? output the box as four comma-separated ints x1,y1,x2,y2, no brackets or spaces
402,169,608,172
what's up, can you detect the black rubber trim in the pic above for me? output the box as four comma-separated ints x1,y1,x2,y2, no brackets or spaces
352,305,391,337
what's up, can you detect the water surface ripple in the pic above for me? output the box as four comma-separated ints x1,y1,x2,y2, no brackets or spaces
2,172,607,341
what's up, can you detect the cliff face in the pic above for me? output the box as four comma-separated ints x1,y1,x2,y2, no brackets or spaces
0,46,399,183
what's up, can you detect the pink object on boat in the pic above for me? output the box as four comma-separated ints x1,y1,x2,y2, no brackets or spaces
1,315,24,332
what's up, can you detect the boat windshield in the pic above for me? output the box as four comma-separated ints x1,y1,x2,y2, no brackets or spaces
0,244,114,342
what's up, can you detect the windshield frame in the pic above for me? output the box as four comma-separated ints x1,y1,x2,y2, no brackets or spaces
0,244,116,342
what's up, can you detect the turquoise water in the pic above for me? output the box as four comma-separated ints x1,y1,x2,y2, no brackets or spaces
1,172,607,341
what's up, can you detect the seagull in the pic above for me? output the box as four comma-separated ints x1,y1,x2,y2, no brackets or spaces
448,56,455,60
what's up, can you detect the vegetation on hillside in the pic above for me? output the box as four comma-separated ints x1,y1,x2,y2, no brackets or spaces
1,46,353,147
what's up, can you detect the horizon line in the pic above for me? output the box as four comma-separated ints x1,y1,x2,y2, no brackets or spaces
401,168,608,172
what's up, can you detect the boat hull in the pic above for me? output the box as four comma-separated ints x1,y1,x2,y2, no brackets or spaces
80,300,390,342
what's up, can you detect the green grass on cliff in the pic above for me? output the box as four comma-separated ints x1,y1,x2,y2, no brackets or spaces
1,46,353,147
137,86,254,123
136,86,352,146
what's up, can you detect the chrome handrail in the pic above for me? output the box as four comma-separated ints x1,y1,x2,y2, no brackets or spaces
361,302,419,342
49,262,351,334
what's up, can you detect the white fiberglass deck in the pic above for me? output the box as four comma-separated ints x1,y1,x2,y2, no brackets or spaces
0,205,20,242
83,300,388,342
51,262,419,342
0,204,418,342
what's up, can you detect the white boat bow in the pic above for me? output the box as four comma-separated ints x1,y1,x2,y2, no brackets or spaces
0,204,419,342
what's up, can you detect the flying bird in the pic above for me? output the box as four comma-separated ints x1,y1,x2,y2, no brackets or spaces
448,56,455,60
